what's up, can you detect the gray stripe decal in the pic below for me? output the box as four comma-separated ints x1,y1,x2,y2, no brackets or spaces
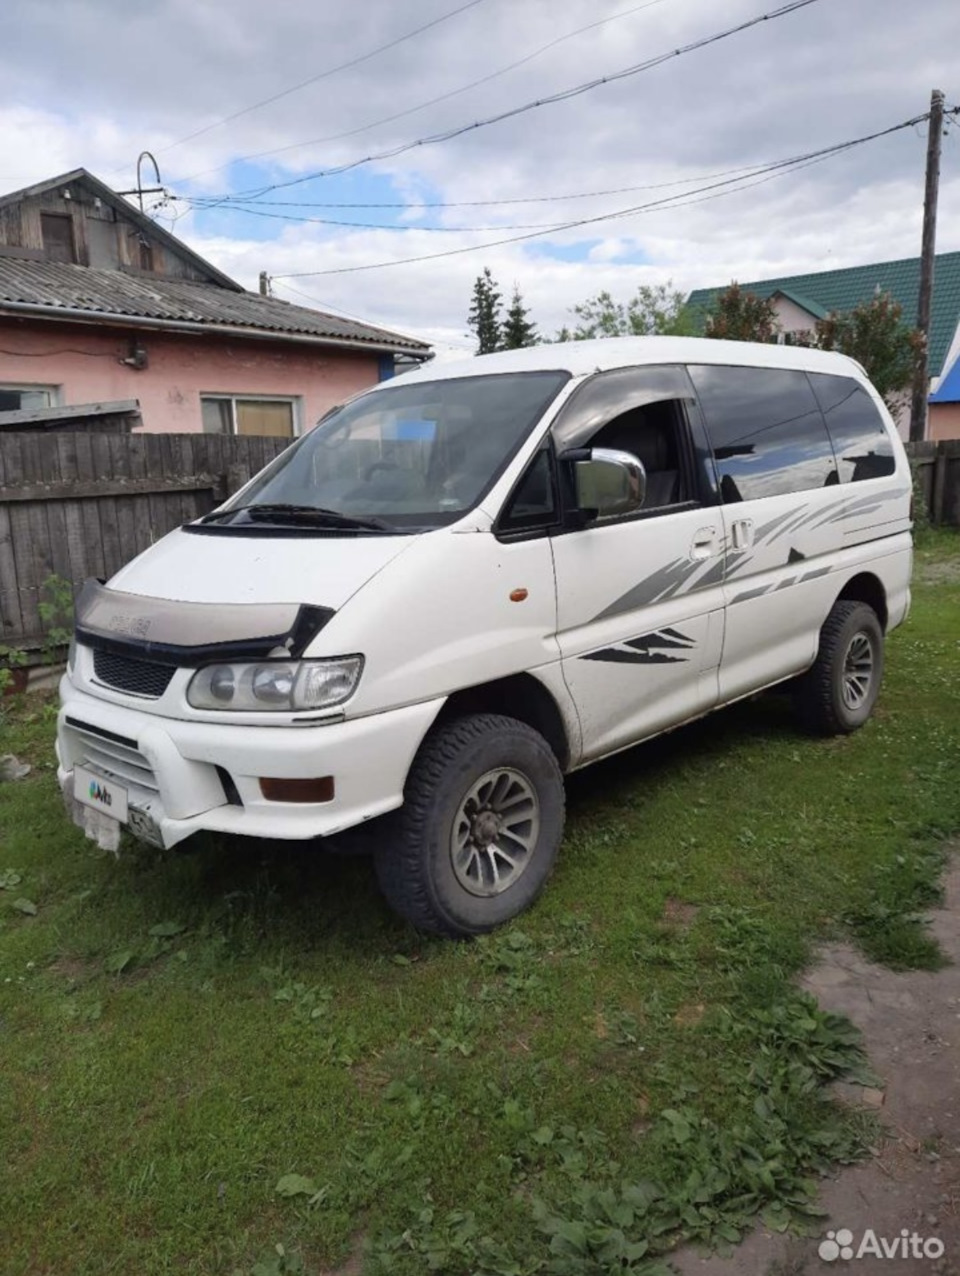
732,565,831,603
753,506,806,541
581,627,695,665
731,584,771,604
593,557,700,622
769,508,819,542
692,557,727,589
589,486,907,624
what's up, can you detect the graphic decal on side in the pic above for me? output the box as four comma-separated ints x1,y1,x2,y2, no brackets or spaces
592,560,702,620
730,564,830,605
820,486,911,527
581,627,695,665
588,486,909,624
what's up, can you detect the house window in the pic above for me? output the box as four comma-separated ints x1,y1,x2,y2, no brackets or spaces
40,213,77,264
201,395,299,438
0,384,59,412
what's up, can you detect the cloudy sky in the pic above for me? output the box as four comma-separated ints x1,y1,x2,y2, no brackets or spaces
3,0,959,359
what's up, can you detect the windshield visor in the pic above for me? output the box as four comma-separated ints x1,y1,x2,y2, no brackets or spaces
220,371,569,530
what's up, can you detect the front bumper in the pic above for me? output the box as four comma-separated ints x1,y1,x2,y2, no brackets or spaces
57,677,443,848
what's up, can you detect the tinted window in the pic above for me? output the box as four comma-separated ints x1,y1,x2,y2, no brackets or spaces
550,366,698,513
808,374,896,483
688,365,837,501
500,447,557,532
551,365,695,450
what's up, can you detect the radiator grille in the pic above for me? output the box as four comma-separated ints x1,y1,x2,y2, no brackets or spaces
66,719,160,795
92,650,175,699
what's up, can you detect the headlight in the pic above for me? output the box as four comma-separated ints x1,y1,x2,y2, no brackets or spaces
187,656,363,712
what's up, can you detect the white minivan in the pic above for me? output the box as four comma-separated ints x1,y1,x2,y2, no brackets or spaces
57,337,912,935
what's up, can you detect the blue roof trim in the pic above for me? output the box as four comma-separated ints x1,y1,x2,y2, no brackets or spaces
930,352,960,403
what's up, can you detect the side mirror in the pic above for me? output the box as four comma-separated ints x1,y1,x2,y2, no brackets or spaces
561,447,646,521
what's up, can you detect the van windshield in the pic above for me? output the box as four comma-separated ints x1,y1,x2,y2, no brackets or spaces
211,371,569,531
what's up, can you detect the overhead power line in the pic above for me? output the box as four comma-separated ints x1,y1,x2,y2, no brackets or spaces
272,279,476,351
214,0,825,204
183,161,781,214
171,0,669,185
175,202,573,232
150,0,488,158
270,112,932,278
176,149,825,232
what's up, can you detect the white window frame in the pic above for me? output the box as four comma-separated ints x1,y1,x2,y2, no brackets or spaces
200,393,302,438
0,383,62,410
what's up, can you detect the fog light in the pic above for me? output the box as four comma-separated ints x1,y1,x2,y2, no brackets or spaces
259,776,335,803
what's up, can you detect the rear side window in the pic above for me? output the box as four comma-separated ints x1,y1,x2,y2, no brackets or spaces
688,365,838,502
808,374,896,483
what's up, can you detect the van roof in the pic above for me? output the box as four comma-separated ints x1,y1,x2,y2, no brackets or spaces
399,336,865,384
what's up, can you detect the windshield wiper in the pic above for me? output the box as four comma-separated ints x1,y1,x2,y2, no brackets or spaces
199,504,393,531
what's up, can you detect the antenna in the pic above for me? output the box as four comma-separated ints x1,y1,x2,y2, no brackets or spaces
118,152,166,213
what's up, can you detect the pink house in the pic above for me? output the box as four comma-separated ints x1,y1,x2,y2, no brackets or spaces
0,170,431,436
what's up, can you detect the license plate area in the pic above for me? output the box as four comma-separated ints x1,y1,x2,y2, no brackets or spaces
75,765,129,822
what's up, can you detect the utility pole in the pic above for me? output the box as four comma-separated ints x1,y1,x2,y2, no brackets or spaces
910,89,945,443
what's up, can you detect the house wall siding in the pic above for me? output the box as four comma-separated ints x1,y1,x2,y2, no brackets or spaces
0,187,213,282
0,321,381,433
771,297,818,334
930,404,960,442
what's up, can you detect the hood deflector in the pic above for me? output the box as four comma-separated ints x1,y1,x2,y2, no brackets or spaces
74,579,334,666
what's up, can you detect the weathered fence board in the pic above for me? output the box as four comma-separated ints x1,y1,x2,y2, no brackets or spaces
0,431,290,649
905,440,960,527
1,430,956,656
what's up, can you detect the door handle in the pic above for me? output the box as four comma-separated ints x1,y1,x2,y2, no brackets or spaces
731,518,755,550
690,526,720,560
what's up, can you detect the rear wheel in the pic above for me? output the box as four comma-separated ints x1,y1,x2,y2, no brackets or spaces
794,600,884,735
374,713,565,937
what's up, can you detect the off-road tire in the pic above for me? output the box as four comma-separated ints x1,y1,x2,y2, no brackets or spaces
794,600,884,735
373,713,565,937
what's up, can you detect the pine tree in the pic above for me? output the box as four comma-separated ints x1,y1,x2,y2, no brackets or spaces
467,267,503,355
501,285,539,349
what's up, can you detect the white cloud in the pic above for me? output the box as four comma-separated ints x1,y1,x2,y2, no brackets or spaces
3,0,960,350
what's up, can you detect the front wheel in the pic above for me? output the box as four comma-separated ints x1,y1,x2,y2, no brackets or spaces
374,713,565,937
794,600,884,735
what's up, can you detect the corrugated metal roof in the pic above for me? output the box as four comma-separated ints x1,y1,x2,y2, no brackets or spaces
772,287,829,320
0,255,431,353
687,252,960,376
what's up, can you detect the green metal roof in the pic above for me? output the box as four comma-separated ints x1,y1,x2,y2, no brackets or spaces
687,251,960,376
770,287,829,320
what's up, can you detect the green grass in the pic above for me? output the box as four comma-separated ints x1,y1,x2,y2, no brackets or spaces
1,530,958,1275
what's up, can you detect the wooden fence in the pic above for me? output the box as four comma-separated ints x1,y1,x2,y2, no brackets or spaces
0,432,289,650
905,440,960,528
1,431,958,657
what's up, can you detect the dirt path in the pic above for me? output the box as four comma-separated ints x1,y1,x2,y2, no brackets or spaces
674,855,960,1276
